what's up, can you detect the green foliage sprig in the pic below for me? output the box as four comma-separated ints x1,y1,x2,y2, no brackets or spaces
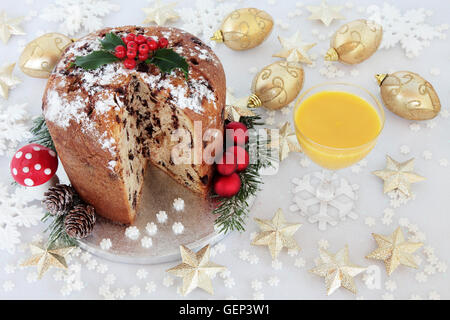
72,32,189,78
29,116,56,152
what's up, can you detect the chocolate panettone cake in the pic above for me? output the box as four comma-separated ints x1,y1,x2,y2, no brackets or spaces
42,26,226,224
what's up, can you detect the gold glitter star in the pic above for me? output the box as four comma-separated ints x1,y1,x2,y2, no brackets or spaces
272,121,302,162
306,0,345,27
366,227,423,276
273,32,316,64
0,11,25,44
21,244,75,279
142,0,179,26
225,90,256,122
310,245,366,295
0,63,21,99
167,244,226,296
373,155,425,197
251,208,301,260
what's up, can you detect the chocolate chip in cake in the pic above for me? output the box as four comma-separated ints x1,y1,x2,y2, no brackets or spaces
200,175,209,185
136,62,149,73
132,191,137,209
190,37,203,46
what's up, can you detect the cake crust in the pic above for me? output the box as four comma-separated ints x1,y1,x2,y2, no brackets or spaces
42,26,226,224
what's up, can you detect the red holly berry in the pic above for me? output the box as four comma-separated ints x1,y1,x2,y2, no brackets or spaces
138,43,149,54
136,35,146,44
125,34,135,43
124,58,136,69
214,173,241,198
10,143,58,187
225,122,249,145
216,152,237,176
114,45,126,59
127,48,137,59
147,39,158,51
158,37,168,48
227,145,249,172
138,52,148,61
127,41,137,50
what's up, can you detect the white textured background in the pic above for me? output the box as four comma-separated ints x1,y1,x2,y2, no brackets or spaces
0,0,449,300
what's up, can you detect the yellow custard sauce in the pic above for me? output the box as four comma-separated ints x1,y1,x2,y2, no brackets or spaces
294,91,382,169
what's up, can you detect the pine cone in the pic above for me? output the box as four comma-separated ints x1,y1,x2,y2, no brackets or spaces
43,184,76,216
64,204,96,239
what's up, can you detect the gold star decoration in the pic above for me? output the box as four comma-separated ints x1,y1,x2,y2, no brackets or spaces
309,245,366,295
0,63,21,99
306,0,345,27
273,32,316,65
251,208,301,260
142,0,179,26
225,90,256,122
20,244,75,279
167,244,226,296
366,227,423,276
272,121,302,161
0,11,25,44
373,155,425,197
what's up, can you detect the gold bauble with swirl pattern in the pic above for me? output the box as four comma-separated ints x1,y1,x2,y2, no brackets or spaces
211,8,273,51
19,33,73,78
325,19,382,65
376,71,441,120
249,61,304,110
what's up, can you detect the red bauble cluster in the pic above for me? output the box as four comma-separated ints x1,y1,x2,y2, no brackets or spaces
10,143,58,187
214,122,251,198
225,121,249,145
115,34,169,70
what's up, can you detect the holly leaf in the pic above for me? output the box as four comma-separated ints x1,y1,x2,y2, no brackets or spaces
74,51,119,70
148,48,189,79
100,32,125,51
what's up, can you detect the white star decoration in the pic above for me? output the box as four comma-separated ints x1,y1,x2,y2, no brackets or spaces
225,90,255,122
306,0,345,26
0,63,21,99
142,0,179,26
373,156,425,197
251,208,302,260
167,245,226,296
310,245,366,295
0,11,25,44
273,32,316,64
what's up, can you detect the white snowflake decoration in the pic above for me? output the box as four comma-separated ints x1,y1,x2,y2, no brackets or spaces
0,103,31,156
290,172,359,231
180,0,236,47
40,0,120,36
367,3,448,57
0,184,44,253
124,226,140,240
172,197,185,211
172,221,184,235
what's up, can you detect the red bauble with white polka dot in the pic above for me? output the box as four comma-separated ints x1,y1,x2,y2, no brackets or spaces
10,143,58,187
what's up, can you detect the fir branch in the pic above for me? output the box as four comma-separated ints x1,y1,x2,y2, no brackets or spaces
42,212,78,249
29,116,56,152
212,115,275,234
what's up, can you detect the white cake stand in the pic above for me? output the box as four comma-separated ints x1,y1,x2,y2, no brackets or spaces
78,165,249,264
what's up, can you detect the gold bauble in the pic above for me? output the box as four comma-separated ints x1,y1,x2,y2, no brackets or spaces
19,33,73,78
376,71,441,120
325,19,382,65
249,61,304,110
211,8,273,51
